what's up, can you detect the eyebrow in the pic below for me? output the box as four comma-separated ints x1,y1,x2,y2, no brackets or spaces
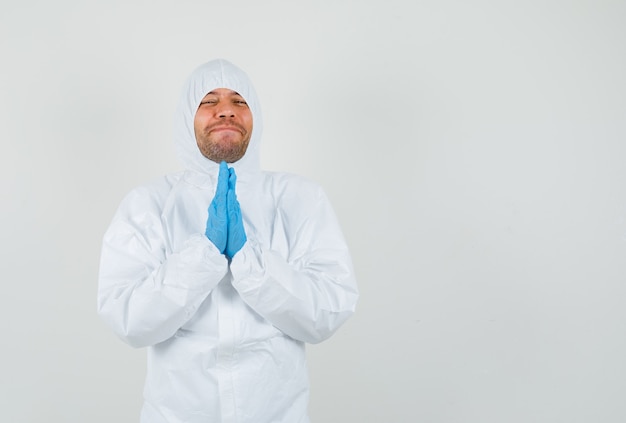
206,90,242,96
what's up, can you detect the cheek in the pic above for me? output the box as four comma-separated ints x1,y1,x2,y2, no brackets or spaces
244,114,254,133
193,113,206,133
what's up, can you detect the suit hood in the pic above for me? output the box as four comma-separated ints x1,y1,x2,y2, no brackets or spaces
173,59,263,178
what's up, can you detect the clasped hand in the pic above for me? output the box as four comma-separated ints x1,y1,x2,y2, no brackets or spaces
205,161,247,259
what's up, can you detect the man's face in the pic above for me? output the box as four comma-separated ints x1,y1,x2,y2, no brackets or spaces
194,88,253,163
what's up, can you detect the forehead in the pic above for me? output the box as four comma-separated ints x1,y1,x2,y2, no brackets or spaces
202,88,243,98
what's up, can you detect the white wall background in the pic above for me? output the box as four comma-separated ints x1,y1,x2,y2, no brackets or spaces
2,1,625,422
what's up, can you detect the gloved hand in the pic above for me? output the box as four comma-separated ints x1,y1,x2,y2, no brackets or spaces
205,161,229,254
225,166,247,259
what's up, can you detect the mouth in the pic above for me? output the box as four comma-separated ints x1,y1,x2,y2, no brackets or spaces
211,127,239,133
208,124,245,135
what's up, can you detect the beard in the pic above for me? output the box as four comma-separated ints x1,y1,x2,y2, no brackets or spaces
195,122,251,163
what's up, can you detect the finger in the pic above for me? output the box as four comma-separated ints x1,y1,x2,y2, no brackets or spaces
228,166,237,191
216,161,229,196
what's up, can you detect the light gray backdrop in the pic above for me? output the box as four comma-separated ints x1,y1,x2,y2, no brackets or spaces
2,1,625,422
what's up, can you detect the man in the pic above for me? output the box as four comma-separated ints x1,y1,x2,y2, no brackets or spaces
97,59,358,423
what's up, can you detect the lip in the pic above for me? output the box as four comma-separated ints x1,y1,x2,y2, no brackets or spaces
210,126,242,134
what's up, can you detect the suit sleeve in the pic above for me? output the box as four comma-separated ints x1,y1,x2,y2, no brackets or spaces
97,186,228,348
230,185,358,344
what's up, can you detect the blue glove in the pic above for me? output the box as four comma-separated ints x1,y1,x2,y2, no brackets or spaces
205,161,229,253
225,166,247,259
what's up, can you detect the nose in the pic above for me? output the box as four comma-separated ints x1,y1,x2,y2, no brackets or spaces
216,102,235,118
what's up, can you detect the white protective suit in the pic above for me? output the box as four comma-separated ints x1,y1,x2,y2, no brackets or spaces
97,59,359,423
